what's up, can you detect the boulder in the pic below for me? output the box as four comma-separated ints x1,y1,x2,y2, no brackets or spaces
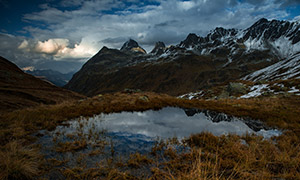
227,82,248,96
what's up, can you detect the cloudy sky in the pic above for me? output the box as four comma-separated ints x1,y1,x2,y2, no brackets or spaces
1,0,300,73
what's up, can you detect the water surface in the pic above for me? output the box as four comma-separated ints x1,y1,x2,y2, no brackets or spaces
38,107,281,155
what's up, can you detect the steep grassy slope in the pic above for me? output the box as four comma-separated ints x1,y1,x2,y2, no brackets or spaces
0,56,84,113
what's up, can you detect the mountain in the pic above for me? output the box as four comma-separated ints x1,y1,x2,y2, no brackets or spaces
120,39,147,54
179,18,300,58
23,69,75,87
150,41,166,55
243,52,300,81
65,18,300,96
0,56,84,113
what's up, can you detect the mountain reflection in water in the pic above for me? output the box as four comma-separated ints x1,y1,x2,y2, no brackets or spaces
55,107,280,140
38,107,281,157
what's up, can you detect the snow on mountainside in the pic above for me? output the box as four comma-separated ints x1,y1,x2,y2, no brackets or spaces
66,18,300,96
242,18,300,57
243,53,300,81
177,18,300,61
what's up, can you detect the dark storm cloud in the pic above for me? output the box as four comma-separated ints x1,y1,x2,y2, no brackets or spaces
101,37,127,44
1,0,299,70
154,20,179,28
0,0,9,8
101,37,128,48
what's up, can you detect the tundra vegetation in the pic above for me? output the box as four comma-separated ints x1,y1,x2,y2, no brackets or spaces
0,86,300,179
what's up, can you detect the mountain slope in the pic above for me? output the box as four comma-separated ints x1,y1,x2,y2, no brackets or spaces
65,18,299,97
243,52,300,81
0,56,84,113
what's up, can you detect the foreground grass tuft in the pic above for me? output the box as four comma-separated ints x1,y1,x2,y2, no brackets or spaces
0,141,42,180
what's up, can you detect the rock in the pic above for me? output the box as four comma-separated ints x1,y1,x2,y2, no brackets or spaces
179,33,199,48
217,90,229,99
123,88,142,94
139,95,149,102
150,41,166,55
120,39,146,54
227,82,248,96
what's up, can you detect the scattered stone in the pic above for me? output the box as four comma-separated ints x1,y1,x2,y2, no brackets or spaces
217,90,229,99
227,82,248,96
123,88,142,94
139,95,149,102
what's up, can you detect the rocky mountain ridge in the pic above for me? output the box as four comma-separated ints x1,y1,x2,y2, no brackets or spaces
179,18,300,58
65,18,300,96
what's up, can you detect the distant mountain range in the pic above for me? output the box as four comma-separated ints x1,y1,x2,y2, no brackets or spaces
23,68,75,87
65,18,300,96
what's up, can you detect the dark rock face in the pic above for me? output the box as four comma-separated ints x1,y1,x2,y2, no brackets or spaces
243,18,300,44
180,33,199,48
120,39,146,54
120,39,139,51
227,82,248,96
65,47,135,94
150,41,166,55
65,18,299,97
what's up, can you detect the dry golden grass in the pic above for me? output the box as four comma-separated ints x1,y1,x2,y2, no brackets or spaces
0,91,300,179
0,141,43,180
55,140,87,152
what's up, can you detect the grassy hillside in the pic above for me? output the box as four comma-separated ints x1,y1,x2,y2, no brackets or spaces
0,56,84,113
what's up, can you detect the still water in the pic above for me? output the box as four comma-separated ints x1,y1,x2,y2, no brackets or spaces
38,107,281,156
69,107,280,138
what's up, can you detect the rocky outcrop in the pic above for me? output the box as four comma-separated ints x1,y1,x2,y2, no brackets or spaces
227,82,248,96
120,39,146,54
150,41,166,55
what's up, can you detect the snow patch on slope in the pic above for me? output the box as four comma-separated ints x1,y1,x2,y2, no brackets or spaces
178,91,204,100
270,37,300,57
243,53,300,81
288,86,300,93
239,84,270,98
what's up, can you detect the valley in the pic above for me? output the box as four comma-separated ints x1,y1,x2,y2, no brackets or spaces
1,17,300,179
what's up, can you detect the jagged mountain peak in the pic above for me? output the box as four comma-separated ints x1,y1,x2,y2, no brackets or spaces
211,27,237,35
99,46,109,53
179,33,200,48
251,18,269,27
120,39,146,54
177,18,300,58
151,41,166,55
121,39,139,50
244,18,300,43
